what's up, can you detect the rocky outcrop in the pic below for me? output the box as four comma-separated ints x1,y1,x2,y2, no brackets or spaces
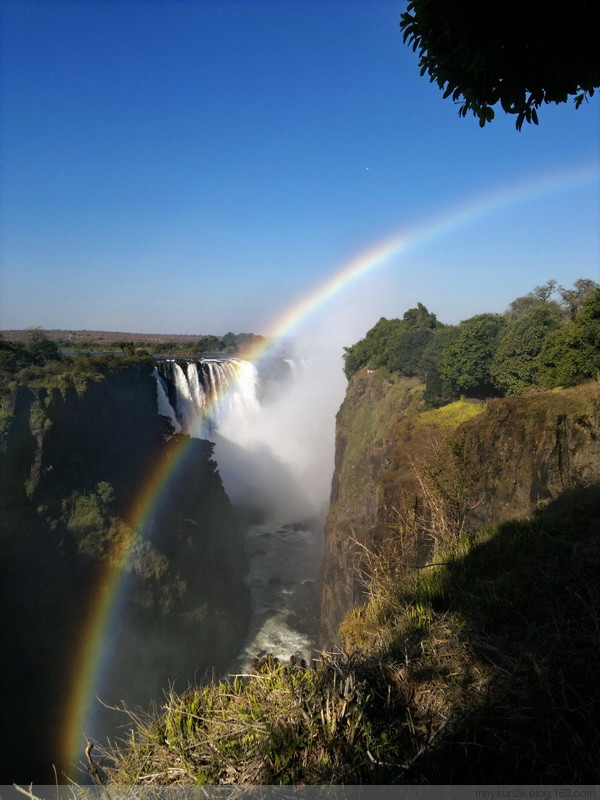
459,387,600,525
320,373,600,647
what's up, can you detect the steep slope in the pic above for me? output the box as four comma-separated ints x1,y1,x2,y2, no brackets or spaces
318,373,600,782
321,373,600,645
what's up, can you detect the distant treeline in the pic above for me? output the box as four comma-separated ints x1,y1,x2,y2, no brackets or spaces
0,329,264,404
148,331,264,356
343,279,600,407
66,331,265,356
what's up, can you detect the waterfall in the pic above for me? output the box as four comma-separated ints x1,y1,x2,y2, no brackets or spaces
154,357,260,439
153,368,181,433
188,362,206,415
153,352,325,672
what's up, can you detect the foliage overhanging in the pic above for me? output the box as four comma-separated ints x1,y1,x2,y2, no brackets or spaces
400,0,600,128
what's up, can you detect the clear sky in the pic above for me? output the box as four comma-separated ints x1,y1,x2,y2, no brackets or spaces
1,0,599,337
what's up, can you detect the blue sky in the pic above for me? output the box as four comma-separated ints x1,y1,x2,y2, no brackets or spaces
1,0,598,336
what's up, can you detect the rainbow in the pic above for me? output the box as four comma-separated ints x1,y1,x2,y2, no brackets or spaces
61,163,598,776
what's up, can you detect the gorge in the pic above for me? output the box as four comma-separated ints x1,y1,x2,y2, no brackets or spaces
1,345,599,784
0,354,328,783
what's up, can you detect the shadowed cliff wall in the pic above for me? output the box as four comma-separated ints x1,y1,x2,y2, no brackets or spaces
0,368,249,782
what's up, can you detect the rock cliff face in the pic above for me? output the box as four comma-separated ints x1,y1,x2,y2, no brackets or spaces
320,371,600,646
1,369,165,509
0,368,249,782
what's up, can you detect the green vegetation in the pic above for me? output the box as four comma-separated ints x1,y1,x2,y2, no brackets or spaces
101,331,265,357
343,281,599,407
538,288,600,387
38,480,183,615
138,331,264,357
0,329,156,440
439,313,506,398
342,302,442,379
0,329,155,393
400,0,599,129
0,328,61,375
490,304,561,395
415,398,483,429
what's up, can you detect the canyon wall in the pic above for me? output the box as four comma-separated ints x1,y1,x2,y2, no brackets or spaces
320,371,600,646
0,367,249,782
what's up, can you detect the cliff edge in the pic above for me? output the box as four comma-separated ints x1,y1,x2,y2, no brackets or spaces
321,372,600,646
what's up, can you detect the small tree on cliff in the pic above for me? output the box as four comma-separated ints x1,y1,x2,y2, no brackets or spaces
25,327,61,365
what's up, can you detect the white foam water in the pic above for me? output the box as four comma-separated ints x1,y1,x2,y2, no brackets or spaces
231,521,322,671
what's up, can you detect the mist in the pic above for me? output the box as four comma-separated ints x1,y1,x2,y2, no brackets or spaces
212,273,395,525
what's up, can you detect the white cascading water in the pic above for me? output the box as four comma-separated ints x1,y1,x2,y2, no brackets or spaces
154,358,260,439
172,362,201,433
153,355,320,668
153,368,182,433
187,360,206,419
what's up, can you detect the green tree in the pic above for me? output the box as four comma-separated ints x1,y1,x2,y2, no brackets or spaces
193,335,224,354
385,326,433,375
116,340,136,356
439,313,506,397
507,280,563,320
342,305,440,379
0,340,32,375
572,288,600,378
530,280,558,302
402,301,437,329
537,289,600,386
421,326,460,407
491,305,560,395
536,325,589,387
25,327,61,365
559,278,600,320
400,0,599,129
343,317,402,378
222,332,237,349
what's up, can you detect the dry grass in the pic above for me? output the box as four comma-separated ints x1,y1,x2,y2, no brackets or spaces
339,481,600,783
101,654,418,785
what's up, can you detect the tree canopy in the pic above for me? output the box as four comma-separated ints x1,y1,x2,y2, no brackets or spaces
490,304,560,395
342,304,442,379
538,289,600,386
439,313,506,398
342,280,599,407
400,0,600,129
